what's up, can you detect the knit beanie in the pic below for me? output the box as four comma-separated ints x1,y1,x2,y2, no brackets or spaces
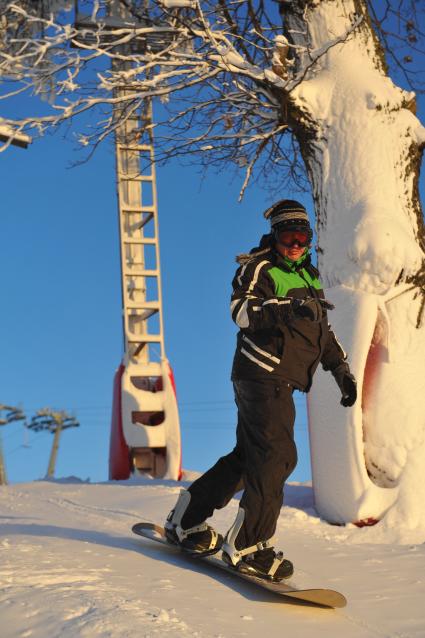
263,199,311,233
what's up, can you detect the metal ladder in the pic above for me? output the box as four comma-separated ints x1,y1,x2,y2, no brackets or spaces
111,91,181,480
115,98,165,364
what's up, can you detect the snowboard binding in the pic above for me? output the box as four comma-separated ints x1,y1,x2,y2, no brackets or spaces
222,507,294,582
165,489,223,557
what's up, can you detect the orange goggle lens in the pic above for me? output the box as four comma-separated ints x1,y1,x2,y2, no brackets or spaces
277,230,310,247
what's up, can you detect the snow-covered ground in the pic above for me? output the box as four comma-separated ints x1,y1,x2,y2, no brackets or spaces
1,474,424,638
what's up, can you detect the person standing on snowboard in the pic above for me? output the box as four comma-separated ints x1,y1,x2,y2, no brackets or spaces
165,200,357,581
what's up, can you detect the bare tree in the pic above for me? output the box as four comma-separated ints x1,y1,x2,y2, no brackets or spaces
1,0,425,526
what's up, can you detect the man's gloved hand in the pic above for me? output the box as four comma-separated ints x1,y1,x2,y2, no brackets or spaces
291,298,323,322
332,363,357,407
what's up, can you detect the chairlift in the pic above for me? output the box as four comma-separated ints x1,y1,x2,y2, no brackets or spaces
6,408,25,423
62,416,80,430
0,404,26,425
27,411,80,433
26,414,52,432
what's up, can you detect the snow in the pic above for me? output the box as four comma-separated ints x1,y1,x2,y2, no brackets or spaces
1,478,425,638
160,0,196,8
0,121,31,148
274,35,289,47
308,284,425,528
289,2,424,286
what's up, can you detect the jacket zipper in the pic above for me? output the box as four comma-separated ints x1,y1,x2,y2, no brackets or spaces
297,267,324,391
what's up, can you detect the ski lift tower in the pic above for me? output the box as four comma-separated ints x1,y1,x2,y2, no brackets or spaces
74,1,181,480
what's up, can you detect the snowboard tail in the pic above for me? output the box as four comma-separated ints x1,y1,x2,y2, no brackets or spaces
131,522,347,609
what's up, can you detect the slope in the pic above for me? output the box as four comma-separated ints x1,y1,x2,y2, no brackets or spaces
1,476,424,638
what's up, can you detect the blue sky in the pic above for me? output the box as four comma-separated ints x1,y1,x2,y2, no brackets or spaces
0,122,315,484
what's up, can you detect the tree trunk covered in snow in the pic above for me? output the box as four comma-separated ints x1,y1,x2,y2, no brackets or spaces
281,0,425,526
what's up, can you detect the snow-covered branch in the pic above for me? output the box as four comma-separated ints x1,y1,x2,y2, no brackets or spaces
0,1,424,193
0,0,306,192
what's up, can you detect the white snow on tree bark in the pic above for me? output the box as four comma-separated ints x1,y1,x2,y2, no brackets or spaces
160,0,196,7
286,0,425,527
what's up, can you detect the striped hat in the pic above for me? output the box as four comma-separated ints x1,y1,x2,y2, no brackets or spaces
263,199,310,230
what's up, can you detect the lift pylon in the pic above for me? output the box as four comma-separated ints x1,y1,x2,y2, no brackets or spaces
95,1,181,480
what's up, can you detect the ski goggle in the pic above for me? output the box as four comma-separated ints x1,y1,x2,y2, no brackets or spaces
276,230,310,248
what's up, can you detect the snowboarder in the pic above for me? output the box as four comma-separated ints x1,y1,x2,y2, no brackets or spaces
165,200,357,581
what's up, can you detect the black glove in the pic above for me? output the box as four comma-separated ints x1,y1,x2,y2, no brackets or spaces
332,363,357,407
292,298,323,322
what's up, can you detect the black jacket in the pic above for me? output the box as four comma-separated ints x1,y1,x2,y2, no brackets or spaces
230,249,347,392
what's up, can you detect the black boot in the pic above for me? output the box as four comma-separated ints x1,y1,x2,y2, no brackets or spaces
222,507,294,581
239,547,294,581
164,489,223,556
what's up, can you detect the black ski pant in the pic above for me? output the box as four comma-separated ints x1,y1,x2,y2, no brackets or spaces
181,378,298,549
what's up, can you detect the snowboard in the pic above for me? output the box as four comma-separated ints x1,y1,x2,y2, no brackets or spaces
132,522,347,609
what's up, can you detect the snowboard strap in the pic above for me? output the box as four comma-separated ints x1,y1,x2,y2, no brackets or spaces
230,539,273,562
175,521,209,542
165,489,217,548
268,551,285,577
165,489,205,541
223,507,276,566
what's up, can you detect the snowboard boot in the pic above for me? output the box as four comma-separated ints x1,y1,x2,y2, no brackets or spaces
221,507,294,582
164,489,223,557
